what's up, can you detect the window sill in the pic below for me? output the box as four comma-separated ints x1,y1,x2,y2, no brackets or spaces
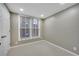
18,36,41,41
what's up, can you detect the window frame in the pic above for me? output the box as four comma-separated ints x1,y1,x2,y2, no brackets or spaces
18,15,40,41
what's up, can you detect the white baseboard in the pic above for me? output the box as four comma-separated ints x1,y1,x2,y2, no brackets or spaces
9,40,78,56
44,40,78,56
10,40,43,49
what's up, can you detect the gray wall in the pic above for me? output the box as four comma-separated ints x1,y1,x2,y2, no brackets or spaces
10,13,18,46
10,13,43,46
44,4,79,54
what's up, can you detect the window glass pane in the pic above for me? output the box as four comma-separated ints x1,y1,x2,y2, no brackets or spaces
32,18,39,29
20,17,30,29
32,29,35,36
20,28,30,38
32,29,39,36
20,17,26,28
35,29,39,36
20,17,30,38
32,18,39,37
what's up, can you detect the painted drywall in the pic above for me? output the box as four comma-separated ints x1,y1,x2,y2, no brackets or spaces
44,4,79,54
10,13,18,46
10,13,43,46
0,4,10,55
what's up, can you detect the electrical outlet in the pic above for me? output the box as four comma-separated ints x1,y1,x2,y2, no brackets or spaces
73,47,77,51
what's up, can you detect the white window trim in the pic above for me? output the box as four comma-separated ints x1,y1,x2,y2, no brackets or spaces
18,15,21,41
18,15,41,41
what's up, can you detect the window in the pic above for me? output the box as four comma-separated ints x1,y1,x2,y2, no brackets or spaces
19,16,40,41
32,19,39,37
20,17,30,38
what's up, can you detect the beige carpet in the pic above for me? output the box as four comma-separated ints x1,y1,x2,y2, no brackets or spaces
7,40,76,56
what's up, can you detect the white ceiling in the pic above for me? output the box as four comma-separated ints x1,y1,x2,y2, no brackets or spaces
6,3,76,18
